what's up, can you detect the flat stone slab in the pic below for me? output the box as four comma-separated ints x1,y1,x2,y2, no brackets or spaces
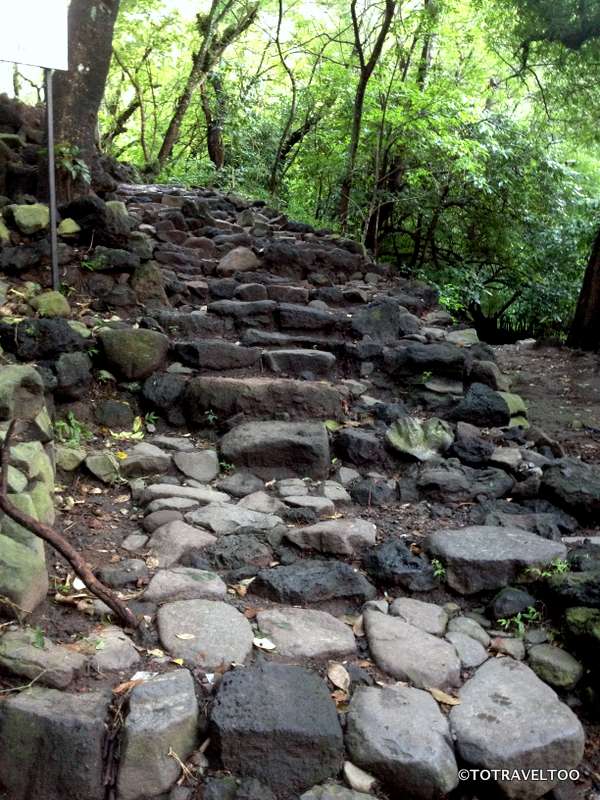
239,490,287,514
184,376,342,424
211,663,344,797
185,503,283,534
450,658,585,799
364,609,461,689
301,787,372,800
143,483,230,505
158,599,253,669
147,520,217,567
426,526,567,594
117,670,198,800
285,495,335,518
345,685,458,799
285,518,377,556
256,607,356,660
143,568,226,603
220,420,331,480
0,629,87,689
389,597,448,636
173,449,219,482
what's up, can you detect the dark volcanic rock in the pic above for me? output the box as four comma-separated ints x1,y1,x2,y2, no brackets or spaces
251,560,376,605
174,340,261,370
363,539,436,591
142,373,187,420
384,342,465,379
541,458,600,520
336,429,386,468
211,663,344,798
0,319,86,360
352,297,419,342
0,687,110,800
449,383,512,427
350,478,397,507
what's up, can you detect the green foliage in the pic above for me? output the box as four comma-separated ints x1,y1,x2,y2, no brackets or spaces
431,558,446,579
54,412,93,448
98,0,600,338
526,558,571,580
498,606,542,637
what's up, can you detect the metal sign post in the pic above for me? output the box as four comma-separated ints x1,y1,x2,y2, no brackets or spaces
45,70,60,291
1,0,69,291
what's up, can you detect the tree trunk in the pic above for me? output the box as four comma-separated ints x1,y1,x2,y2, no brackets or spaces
53,0,120,198
339,0,396,232
568,225,600,350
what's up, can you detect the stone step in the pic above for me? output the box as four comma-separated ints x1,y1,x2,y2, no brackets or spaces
183,376,343,424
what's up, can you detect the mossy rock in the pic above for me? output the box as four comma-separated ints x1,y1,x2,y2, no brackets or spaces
57,218,81,237
67,320,92,339
28,482,56,526
98,327,169,380
85,451,121,484
0,533,48,614
0,217,10,244
564,606,600,657
386,417,454,461
11,204,50,235
0,493,44,552
30,291,71,318
56,444,86,472
10,441,53,483
0,365,45,421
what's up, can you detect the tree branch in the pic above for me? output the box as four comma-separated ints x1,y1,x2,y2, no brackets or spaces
0,421,138,629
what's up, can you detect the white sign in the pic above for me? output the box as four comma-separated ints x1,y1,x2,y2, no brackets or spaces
0,0,69,71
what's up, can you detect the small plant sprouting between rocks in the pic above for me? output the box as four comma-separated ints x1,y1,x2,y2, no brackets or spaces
431,558,446,579
525,558,570,580
205,408,218,426
219,460,234,474
498,606,542,638
54,412,93,449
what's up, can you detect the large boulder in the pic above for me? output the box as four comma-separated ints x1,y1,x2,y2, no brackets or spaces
211,663,344,798
417,461,514,502
0,319,86,361
220,421,331,480
450,384,528,428
0,364,45,420
0,687,110,800
184,377,342,423
541,458,600,520
425,526,567,594
450,658,585,799
384,342,465,379
351,297,419,341
345,685,458,799
98,327,169,380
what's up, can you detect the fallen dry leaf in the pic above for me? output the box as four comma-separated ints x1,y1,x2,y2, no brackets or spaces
175,633,195,640
253,636,276,651
327,662,351,692
427,687,461,706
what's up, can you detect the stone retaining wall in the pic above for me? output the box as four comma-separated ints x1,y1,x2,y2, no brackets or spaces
0,365,54,615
